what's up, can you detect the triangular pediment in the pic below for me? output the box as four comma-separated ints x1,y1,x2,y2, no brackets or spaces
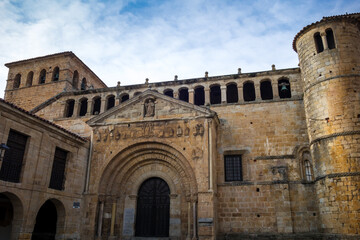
87,89,216,126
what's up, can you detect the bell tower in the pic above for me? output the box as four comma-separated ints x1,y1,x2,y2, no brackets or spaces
294,13,360,235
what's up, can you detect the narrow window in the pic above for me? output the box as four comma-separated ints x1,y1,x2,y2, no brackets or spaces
164,89,173,98
39,69,46,84
79,98,88,116
314,32,324,53
226,83,238,103
106,95,115,110
224,155,242,182
121,94,129,103
26,71,33,87
0,130,28,183
52,67,59,81
72,70,79,89
194,86,205,106
326,28,336,49
92,97,101,115
302,151,313,182
49,147,68,190
304,160,312,181
278,78,291,99
243,82,255,101
210,85,221,104
260,80,273,100
65,99,75,118
81,78,87,90
13,74,21,89
179,88,189,102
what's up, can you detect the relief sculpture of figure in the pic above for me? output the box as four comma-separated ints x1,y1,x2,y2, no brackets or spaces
144,99,155,117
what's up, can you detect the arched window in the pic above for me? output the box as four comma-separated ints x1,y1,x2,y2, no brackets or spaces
194,86,205,106
39,69,46,84
106,95,115,110
179,88,189,102
79,98,88,116
72,70,79,89
13,74,21,89
92,97,101,115
81,78,87,90
326,28,336,49
278,78,291,99
301,151,313,182
243,81,255,101
121,93,129,103
210,85,221,104
26,71,33,87
52,67,59,81
134,92,142,96
164,89,173,98
226,83,238,103
314,32,324,53
260,80,273,100
65,99,75,118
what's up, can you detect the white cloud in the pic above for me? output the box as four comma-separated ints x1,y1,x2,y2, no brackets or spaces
0,0,359,98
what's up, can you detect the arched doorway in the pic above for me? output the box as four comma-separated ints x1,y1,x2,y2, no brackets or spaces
0,193,14,239
135,177,170,237
32,200,57,240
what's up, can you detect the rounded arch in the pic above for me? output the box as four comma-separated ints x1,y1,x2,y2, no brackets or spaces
243,80,255,101
99,141,198,198
13,73,21,89
119,93,129,103
178,87,189,102
72,70,79,89
52,66,60,81
260,79,273,100
163,88,174,98
194,85,205,106
106,94,115,110
26,71,34,87
226,82,238,103
0,192,24,240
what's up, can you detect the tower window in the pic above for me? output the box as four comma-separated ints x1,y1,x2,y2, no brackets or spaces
49,147,68,190
278,78,291,99
72,70,79,89
226,83,238,103
314,32,324,53
52,67,59,81
121,94,129,103
13,74,21,89
224,155,242,182
92,97,101,115
301,151,313,182
243,81,255,101
210,85,221,104
26,71,33,87
81,78,87,90
179,88,189,102
65,99,75,118
39,69,46,84
326,28,336,49
0,130,28,183
194,86,205,106
79,98,88,116
164,89,174,98
106,95,115,110
260,80,273,100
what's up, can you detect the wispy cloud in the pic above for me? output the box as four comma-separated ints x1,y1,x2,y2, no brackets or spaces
1,0,359,97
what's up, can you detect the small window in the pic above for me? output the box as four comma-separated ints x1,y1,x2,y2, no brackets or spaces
121,94,129,103
226,83,238,103
302,151,313,182
210,85,221,104
224,155,242,182
92,97,101,115
72,70,79,89
278,78,291,99
26,71,33,87
243,82,255,101
304,160,312,181
0,130,28,183
194,86,205,106
326,28,336,49
49,147,68,190
81,78,87,90
65,99,75,118
179,88,189,102
13,74,21,89
39,69,46,84
260,80,273,100
164,89,174,98
79,98,88,116
106,95,115,110
314,32,324,53
52,67,59,81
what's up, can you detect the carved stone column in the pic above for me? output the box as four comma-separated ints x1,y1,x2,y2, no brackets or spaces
237,86,243,103
86,100,93,116
100,99,106,113
115,96,121,106
220,85,227,103
204,88,210,105
189,89,194,104
73,99,79,117
321,32,329,50
255,83,261,101
97,201,104,237
192,201,197,240
110,202,116,236
272,80,279,99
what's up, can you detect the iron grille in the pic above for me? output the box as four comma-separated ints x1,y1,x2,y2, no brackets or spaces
224,155,243,181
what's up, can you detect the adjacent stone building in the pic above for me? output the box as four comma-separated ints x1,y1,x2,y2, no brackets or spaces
0,13,359,240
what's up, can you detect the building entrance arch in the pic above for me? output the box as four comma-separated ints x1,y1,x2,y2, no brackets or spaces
0,192,23,240
135,177,170,237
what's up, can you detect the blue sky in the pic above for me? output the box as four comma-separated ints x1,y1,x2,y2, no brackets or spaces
0,0,359,97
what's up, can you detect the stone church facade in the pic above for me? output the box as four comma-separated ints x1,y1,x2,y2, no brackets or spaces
0,13,359,240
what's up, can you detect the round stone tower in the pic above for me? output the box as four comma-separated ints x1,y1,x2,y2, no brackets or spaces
294,13,360,235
